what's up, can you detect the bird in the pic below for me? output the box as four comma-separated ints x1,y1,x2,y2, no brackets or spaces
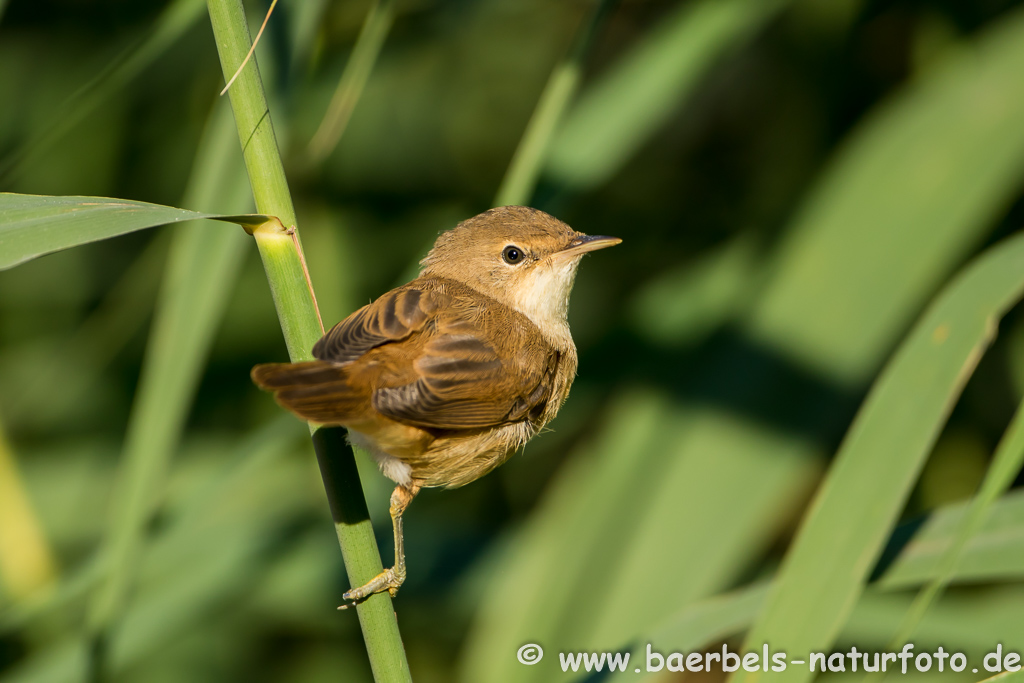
251,205,620,605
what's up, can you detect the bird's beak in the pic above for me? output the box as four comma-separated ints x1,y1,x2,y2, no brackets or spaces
554,234,622,260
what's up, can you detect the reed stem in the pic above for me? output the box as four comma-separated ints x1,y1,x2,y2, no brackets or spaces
206,1,412,680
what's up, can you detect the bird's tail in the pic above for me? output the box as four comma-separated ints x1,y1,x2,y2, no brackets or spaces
251,361,367,425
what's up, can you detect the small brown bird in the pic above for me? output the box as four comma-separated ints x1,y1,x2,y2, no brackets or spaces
251,205,619,604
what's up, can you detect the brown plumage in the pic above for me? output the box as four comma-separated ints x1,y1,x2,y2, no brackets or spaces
251,205,619,604
252,276,568,487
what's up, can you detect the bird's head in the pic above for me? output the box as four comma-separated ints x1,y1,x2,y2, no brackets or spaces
420,206,620,332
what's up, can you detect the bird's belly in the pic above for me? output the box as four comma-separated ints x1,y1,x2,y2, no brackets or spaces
345,416,434,488
346,418,536,489
347,429,415,488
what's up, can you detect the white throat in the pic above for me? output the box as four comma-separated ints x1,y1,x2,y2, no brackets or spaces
508,258,578,344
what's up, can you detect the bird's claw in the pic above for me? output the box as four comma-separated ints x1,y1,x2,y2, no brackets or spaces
337,567,404,610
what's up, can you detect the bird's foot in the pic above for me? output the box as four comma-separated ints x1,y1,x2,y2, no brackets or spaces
337,567,404,609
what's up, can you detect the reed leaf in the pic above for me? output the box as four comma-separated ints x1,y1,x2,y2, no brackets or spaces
545,0,786,189
0,193,267,270
746,6,1024,384
730,230,1024,683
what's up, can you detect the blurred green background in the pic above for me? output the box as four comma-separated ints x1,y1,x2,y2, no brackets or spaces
4,0,1024,681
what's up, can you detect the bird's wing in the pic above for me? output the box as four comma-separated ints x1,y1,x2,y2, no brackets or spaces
251,283,446,424
371,308,562,431
260,278,561,431
312,284,444,363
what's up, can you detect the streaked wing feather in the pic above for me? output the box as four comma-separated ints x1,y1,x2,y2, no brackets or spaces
372,324,560,430
251,360,366,424
259,277,562,431
312,286,440,362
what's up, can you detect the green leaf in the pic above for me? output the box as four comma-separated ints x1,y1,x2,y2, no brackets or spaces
875,395,1024,662
459,390,675,683
493,0,615,206
745,6,1024,384
603,584,768,683
629,235,759,346
307,0,396,162
3,235,168,428
730,228,1024,683
0,0,206,185
594,561,1024,683
86,99,254,641
978,669,1024,683
2,418,312,683
0,193,269,270
574,410,818,652
545,0,786,189
879,489,1024,589
459,394,818,683
590,487,1024,683
843,585,1024,653
0,417,57,602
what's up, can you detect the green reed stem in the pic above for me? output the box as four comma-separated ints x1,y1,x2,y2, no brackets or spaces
206,2,412,681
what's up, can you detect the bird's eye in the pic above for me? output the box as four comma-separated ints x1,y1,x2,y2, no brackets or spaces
502,245,524,265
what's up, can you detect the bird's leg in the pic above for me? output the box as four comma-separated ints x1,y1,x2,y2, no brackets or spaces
340,483,419,607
